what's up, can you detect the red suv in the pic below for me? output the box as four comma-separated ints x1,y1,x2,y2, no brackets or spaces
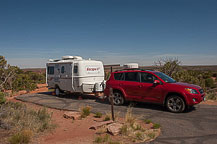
104,69,205,113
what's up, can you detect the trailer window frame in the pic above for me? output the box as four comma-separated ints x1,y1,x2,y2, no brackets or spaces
47,66,54,75
74,65,78,74
61,66,65,74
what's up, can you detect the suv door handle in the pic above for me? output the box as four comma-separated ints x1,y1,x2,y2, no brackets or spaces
138,85,142,88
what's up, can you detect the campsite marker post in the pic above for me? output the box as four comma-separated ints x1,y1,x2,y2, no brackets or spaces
109,88,115,121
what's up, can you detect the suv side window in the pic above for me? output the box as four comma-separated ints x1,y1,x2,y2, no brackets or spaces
125,72,140,82
141,72,157,83
114,73,124,80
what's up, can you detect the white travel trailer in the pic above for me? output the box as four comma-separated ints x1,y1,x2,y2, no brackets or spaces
46,56,105,96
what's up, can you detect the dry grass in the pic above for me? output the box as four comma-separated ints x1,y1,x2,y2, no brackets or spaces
119,107,160,143
8,129,33,144
0,102,54,144
103,111,120,121
94,134,122,144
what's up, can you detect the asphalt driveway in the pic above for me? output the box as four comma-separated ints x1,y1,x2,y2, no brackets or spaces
16,92,217,144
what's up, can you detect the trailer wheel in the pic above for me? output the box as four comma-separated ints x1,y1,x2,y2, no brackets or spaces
55,87,60,96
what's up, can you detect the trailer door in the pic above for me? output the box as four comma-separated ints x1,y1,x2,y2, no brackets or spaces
59,63,73,92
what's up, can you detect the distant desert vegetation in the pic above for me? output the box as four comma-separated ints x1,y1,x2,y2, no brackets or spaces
23,65,217,74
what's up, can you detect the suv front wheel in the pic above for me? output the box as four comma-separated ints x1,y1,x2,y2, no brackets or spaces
112,91,125,106
166,95,186,113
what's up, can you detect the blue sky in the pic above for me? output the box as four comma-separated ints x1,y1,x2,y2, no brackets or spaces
0,0,217,68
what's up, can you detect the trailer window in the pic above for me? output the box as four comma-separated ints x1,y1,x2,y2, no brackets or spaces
47,66,54,75
61,66,65,73
74,65,78,73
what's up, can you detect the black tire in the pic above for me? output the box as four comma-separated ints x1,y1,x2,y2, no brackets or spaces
166,95,186,113
112,91,125,106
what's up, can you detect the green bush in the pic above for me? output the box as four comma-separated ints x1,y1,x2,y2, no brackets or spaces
0,55,45,93
80,106,91,118
144,119,152,124
0,92,6,104
152,123,161,129
104,114,111,121
205,78,216,88
206,92,217,100
94,112,102,118
12,73,37,92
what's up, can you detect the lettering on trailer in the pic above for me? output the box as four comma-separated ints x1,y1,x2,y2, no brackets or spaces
86,66,100,74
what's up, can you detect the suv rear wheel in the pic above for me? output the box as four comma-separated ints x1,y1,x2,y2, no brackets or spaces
113,92,125,106
166,95,185,113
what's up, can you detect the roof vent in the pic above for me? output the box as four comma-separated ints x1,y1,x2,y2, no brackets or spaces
123,63,139,69
62,56,83,60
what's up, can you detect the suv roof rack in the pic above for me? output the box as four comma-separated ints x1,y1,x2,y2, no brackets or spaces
115,68,154,72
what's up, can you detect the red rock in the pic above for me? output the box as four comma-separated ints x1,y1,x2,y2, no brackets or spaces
107,122,123,136
89,120,113,130
63,111,81,120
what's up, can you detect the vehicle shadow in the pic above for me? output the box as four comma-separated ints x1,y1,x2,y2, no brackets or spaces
37,92,196,113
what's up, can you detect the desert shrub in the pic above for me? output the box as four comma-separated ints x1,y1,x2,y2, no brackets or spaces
135,131,144,140
0,102,53,135
108,141,122,144
0,92,6,104
9,130,32,144
104,114,111,121
0,55,46,93
80,106,91,118
103,111,120,121
94,134,110,143
120,124,128,135
125,107,136,125
27,72,46,84
173,70,207,90
94,112,102,118
152,123,161,129
147,133,155,139
205,78,216,88
206,91,217,100
12,73,37,92
144,119,152,124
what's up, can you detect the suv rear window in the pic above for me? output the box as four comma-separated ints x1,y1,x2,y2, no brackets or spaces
125,72,140,82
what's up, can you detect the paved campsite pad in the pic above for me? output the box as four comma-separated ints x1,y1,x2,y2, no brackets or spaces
16,93,217,144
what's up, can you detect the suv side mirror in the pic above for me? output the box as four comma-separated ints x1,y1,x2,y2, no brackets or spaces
153,80,160,85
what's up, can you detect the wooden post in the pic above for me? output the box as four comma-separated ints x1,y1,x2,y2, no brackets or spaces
109,88,115,121
110,66,113,73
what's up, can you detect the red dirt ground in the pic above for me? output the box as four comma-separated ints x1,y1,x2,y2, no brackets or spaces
8,84,96,144
6,84,217,144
